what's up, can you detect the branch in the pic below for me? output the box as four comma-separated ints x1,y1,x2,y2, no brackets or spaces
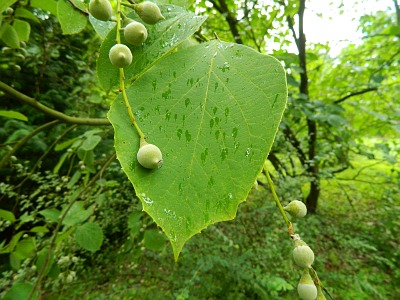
0,81,110,126
282,125,307,166
334,87,378,104
209,0,243,44
0,120,60,169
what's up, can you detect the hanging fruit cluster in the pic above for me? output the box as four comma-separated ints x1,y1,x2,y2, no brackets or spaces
89,0,164,170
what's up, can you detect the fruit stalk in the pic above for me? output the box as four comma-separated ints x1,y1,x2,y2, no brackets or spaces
264,166,292,229
116,0,145,139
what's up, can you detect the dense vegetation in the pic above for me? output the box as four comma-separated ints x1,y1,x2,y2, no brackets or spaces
1,0,399,299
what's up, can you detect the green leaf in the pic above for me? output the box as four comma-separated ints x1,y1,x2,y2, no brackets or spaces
0,209,16,222
12,19,31,42
0,110,28,121
0,22,20,48
62,201,92,226
0,1,17,15
108,40,287,259
128,211,142,238
57,0,87,35
75,222,104,252
96,5,207,92
30,226,49,233
14,237,36,259
39,208,61,222
9,252,21,270
31,0,58,15
36,247,54,277
0,231,24,254
3,282,38,300
144,229,166,251
81,134,101,151
88,15,115,40
14,8,40,23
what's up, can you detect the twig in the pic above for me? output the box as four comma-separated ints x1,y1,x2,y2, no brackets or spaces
0,81,110,126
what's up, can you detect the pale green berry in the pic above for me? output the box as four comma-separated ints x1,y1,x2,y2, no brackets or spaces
89,0,112,21
134,1,165,25
298,269,317,300
109,44,132,68
137,142,163,169
293,239,314,268
124,21,148,46
284,200,307,218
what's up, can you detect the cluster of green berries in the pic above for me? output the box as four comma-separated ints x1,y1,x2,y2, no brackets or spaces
283,200,326,299
89,0,164,169
89,0,164,68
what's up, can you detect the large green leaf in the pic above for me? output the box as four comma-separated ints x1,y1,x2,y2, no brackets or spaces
108,40,287,260
96,5,207,92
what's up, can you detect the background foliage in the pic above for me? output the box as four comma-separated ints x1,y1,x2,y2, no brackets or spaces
0,0,399,299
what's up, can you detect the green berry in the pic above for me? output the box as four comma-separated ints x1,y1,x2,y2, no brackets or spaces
134,1,165,25
284,200,307,218
5,7,14,15
137,141,163,169
297,269,317,300
109,44,132,68
124,21,148,46
89,0,112,21
293,239,314,268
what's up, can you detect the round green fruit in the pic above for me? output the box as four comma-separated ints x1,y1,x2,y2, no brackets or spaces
137,142,163,169
89,0,112,21
284,200,307,218
293,240,315,268
134,1,165,25
124,21,148,46
297,269,317,300
109,44,132,68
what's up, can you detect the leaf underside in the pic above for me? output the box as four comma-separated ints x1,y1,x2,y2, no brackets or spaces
108,40,287,260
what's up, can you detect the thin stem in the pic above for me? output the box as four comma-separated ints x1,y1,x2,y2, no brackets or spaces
264,166,292,229
29,153,116,299
0,81,110,126
116,0,145,139
0,120,60,169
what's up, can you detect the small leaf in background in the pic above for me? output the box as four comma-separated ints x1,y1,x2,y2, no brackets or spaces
0,22,20,48
30,0,58,15
0,110,28,121
57,0,87,35
9,252,21,270
12,19,30,42
81,134,102,151
3,282,38,300
36,247,55,276
0,209,16,222
128,211,142,238
39,208,61,222
62,201,92,226
30,226,49,233
75,222,104,252
14,7,40,23
109,40,287,259
14,237,36,259
144,229,166,251
0,0,17,14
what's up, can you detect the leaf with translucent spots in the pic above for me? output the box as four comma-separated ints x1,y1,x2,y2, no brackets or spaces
108,40,287,260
